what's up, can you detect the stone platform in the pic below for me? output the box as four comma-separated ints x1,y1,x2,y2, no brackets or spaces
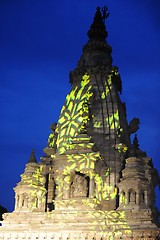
0,209,159,239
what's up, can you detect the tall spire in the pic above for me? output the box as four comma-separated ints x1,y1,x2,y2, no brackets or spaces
87,7,108,41
71,6,112,77
28,148,37,163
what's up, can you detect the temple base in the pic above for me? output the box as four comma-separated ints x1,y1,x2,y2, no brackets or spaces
0,210,159,239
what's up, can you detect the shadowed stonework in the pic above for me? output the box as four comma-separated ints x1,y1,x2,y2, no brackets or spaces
0,7,160,240
0,206,7,222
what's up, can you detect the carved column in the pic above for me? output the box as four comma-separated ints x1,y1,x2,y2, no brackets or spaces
89,177,95,198
47,173,55,203
63,175,70,199
144,190,148,205
14,196,17,211
19,195,22,209
127,191,129,204
55,176,63,199
136,190,139,205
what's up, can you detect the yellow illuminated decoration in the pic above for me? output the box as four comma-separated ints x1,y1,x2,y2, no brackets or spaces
86,210,131,237
47,71,124,155
45,208,131,239
46,72,131,237
101,68,121,100
106,110,120,129
17,166,47,211
101,73,112,99
55,74,93,154
116,143,128,154
94,121,101,128
6,6,159,239
55,152,105,200
47,72,127,204
53,149,120,203
120,192,127,206
47,132,56,148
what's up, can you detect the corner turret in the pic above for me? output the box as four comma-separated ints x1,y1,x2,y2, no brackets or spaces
14,150,46,212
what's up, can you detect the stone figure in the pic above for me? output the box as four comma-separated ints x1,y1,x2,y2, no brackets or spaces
71,174,88,198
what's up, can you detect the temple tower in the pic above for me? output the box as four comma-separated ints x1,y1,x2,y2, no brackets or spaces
44,6,139,211
0,7,160,240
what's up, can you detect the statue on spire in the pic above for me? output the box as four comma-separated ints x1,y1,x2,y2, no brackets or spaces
102,6,109,22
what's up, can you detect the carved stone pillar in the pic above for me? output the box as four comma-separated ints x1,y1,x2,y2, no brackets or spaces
136,190,139,205
127,191,129,204
19,195,22,209
63,175,70,199
55,177,63,199
15,194,19,210
47,173,55,203
144,190,148,205
89,177,94,198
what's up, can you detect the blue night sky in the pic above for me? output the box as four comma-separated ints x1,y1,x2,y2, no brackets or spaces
0,0,160,212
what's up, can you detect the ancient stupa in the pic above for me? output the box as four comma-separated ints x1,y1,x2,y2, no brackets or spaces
0,7,160,240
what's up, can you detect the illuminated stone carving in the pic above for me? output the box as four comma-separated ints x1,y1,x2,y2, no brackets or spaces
71,173,88,198
0,6,160,240
14,150,47,212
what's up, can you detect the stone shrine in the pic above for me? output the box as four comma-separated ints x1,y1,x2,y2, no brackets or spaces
0,7,160,240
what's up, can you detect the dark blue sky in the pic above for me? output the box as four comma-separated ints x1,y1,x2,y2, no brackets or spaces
0,0,160,212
